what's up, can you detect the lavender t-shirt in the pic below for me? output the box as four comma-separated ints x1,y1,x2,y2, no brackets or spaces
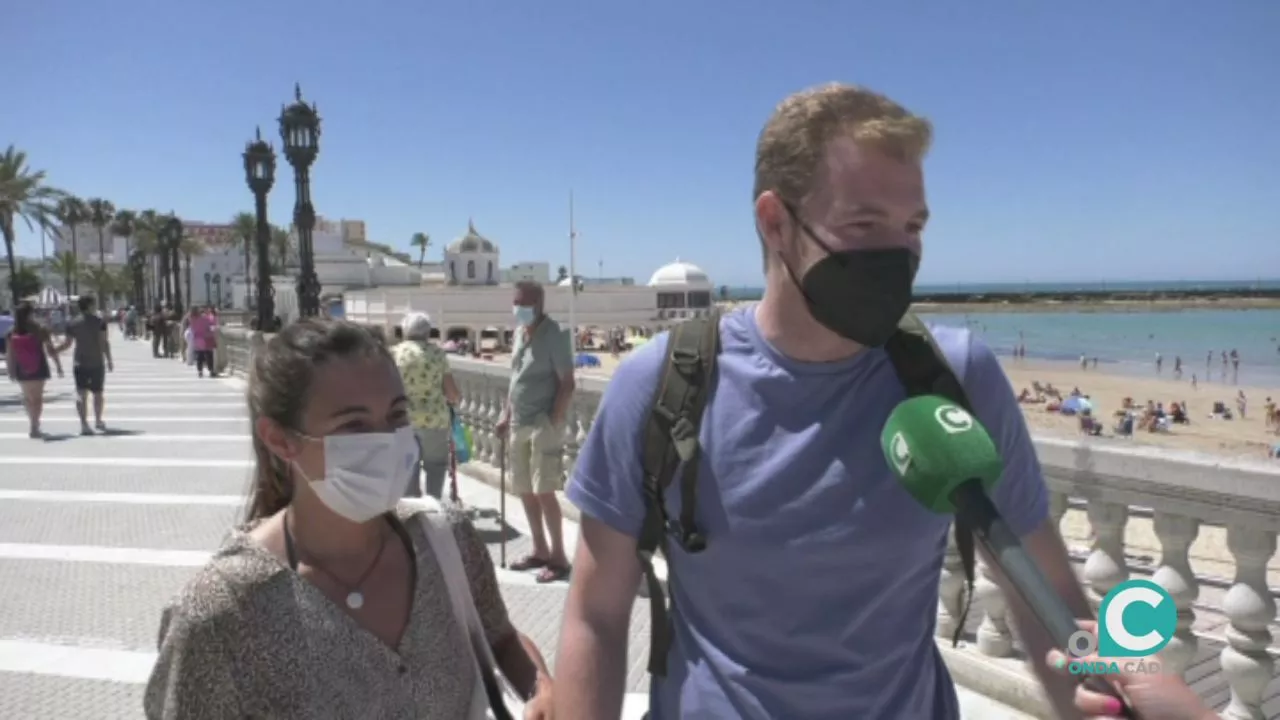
567,307,1049,719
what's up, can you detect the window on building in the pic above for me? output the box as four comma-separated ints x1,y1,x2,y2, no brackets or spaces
657,292,687,309
487,261,494,282
450,261,457,281
687,291,712,308
467,260,476,279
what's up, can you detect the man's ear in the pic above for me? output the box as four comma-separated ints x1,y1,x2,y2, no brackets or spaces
754,191,792,256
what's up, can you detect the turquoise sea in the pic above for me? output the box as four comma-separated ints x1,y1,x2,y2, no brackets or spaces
916,309,1280,388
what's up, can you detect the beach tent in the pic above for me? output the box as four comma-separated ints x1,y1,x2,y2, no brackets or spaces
24,287,66,307
1060,396,1093,415
575,353,602,369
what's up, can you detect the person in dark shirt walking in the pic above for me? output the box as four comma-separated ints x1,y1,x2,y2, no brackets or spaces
55,296,114,435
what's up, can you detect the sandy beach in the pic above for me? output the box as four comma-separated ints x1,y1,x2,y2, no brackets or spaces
480,348,1278,460
471,345,1280,586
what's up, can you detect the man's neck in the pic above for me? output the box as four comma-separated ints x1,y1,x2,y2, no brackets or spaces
755,274,865,364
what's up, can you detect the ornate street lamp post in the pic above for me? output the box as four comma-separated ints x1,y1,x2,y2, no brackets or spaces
243,126,276,330
279,83,322,318
164,214,184,314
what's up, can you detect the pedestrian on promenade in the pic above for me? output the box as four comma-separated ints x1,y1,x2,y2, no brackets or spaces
494,281,575,584
188,306,219,378
391,311,461,499
149,305,168,358
3,301,64,438
554,83,1089,719
55,295,113,435
144,319,553,720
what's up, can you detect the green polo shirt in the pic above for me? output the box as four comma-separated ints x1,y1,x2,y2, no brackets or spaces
508,316,572,427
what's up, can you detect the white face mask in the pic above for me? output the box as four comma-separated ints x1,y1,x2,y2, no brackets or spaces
294,426,420,523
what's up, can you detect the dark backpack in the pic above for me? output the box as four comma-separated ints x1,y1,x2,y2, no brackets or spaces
637,310,980,678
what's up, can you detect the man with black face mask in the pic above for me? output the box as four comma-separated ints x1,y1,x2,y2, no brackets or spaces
554,83,1088,719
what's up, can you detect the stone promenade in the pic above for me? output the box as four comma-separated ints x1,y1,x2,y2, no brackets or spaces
0,329,1030,719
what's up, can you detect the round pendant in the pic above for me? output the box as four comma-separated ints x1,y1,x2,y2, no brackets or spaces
346,591,364,610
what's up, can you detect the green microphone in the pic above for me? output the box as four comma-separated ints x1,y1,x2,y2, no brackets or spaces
881,396,1139,719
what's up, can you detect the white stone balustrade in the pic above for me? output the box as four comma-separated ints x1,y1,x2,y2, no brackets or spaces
218,328,1280,719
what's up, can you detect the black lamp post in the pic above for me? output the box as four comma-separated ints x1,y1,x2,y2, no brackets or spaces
213,273,223,308
164,214,184,314
204,271,212,306
279,83,322,318
243,126,276,330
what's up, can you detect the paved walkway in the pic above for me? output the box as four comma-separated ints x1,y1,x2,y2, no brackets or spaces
0,329,1029,719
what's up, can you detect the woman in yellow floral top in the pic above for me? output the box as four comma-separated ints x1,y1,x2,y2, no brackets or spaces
391,312,461,499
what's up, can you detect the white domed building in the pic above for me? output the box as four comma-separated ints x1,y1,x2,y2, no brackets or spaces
444,220,500,286
648,258,715,320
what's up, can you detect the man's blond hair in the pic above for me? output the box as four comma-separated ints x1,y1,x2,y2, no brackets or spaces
753,82,932,217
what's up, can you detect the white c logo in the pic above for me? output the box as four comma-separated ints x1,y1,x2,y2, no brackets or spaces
935,405,974,434
1104,586,1168,653
889,432,911,475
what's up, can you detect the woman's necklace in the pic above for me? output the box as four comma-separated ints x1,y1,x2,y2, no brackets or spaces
283,510,389,610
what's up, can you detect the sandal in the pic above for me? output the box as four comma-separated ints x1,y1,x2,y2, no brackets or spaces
508,555,549,572
536,564,571,584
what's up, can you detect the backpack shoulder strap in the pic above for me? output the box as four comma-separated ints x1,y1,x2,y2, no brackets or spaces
883,311,978,648
636,309,721,677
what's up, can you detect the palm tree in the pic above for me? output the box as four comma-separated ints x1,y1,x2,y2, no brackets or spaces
47,251,77,300
86,198,116,271
0,146,64,306
270,225,292,272
54,195,88,293
410,232,431,267
134,210,163,306
180,234,204,310
82,266,115,305
232,211,256,290
111,209,136,302
6,263,41,301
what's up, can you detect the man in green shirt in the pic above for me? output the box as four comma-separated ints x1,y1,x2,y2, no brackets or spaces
495,282,576,583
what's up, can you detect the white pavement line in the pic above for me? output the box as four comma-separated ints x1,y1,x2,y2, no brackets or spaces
45,392,244,398
0,432,251,441
0,416,246,423
0,543,211,566
38,402,243,409
0,490,245,505
0,638,653,713
0,640,157,684
0,456,253,468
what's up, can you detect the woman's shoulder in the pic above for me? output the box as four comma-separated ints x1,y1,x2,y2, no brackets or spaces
164,528,287,629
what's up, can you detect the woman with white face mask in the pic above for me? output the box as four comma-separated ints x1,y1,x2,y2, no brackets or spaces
145,320,553,719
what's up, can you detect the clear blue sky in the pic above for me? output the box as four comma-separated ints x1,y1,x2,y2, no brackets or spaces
6,1,1277,287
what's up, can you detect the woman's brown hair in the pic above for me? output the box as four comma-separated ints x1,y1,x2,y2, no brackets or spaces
244,319,390,521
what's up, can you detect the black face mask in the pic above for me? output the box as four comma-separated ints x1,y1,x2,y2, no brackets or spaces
779,208,919,348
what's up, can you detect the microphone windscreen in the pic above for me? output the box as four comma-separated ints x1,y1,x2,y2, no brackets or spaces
880,395,1004,514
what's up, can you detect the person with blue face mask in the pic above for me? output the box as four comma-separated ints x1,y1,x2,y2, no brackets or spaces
494,281,576,584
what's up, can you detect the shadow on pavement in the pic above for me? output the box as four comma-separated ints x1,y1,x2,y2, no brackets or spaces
98,428,145,437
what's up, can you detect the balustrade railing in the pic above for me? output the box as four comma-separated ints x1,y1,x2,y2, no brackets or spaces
218,328,1280,718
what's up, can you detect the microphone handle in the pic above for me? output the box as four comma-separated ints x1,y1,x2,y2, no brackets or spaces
950,480,1138,719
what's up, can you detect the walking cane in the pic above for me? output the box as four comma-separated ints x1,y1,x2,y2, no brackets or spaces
499,433,508,569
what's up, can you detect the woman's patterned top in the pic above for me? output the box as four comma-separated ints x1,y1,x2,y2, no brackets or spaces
144,503,513,719
391,340,452,431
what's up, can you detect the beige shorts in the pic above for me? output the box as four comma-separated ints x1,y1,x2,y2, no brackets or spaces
509,417,565,496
